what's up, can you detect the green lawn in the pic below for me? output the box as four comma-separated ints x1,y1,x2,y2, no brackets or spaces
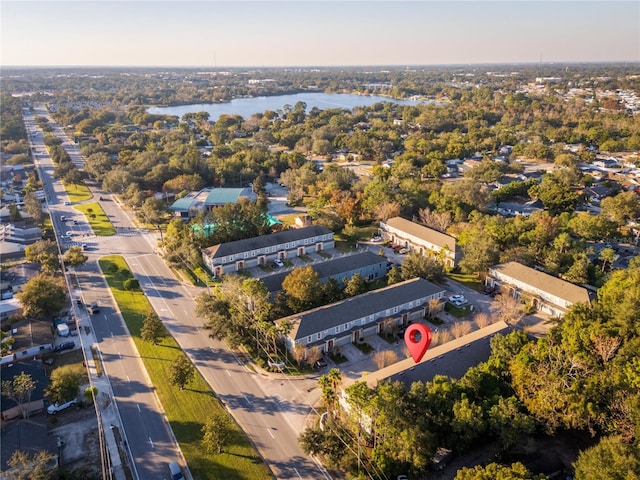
64,183,93,203
444,302,474,318
74,202,116,236
99,256,271,480
447,272,483,291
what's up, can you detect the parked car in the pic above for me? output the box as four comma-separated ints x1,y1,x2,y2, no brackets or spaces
371,235,382,242
47,398,77,414
315,359,328,369
87,302,100,314
399,248,410,254
272,258,284,268
168,461,185,480
54,341,75,352
65,230,73,236
448,294,467,307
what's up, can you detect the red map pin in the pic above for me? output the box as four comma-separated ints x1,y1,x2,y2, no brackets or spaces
404,324,432,363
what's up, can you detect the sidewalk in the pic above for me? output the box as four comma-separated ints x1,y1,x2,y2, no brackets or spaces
74,307,128,480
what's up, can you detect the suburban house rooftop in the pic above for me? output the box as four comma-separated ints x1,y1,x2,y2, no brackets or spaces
283,277,444,342
203,225,332,259
491,262,591,306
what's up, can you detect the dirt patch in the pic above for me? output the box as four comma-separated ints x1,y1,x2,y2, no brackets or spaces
48,403,102,478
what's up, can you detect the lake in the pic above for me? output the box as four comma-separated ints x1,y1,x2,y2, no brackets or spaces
147,92,427,121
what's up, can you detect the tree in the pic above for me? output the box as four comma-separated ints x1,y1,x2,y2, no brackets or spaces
63,246,88,267
1,372,36,419
459,232,500,275
455,462,546,480
123,277,140,290
344,273,367,297
490,293,525,325
401,252,445,282
282,266,323,311
6,450,56,480
573,436,640,480
600,191,640,226
201,411,234,454
45,365,83,405
169,355,195,390
23,192,43,224
16,274,66,317
141,311,166,345
386,265,402,285
24,240,60,273
599,247,616,272
373,350,398,369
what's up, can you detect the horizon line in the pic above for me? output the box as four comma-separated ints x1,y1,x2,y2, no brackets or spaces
2,60,639,70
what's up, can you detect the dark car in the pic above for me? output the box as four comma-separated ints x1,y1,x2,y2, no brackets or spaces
55,341,75,352
87,302,100,314
315,359,328,369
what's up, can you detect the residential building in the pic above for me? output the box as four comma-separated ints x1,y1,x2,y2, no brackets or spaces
278,277,445,355
202,226,334,278
494,199,543,217
486,262,591,317
0,360,48,421
259,251,388,298
379,217,460,268
169,187,257,219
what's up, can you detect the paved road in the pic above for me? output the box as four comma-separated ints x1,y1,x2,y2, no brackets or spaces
26,105,329,479
25,107,182,480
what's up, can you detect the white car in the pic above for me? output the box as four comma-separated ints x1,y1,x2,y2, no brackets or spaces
448,294,467,306
47,398,77,414
272,258,284,268
371,235,382,242
65,231,73,236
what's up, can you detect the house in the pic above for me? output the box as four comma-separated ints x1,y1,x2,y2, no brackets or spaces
0,360,48,421
379,217,460,268
169,187,257,219
495,199,543,217
294,215,313,228
259,251,388,298
486,262,591,317
593,157,620,169
202,226,334,278
278,277,445,355
584,184,616,204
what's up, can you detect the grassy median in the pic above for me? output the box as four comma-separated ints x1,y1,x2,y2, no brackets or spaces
99,255,270,480
64,182,93,203
75,202,116,236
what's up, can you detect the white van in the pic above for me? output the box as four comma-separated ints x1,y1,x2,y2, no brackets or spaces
168,461,185,480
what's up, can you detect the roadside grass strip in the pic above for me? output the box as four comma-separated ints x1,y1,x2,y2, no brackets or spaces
74,202,116,236
99,256,270,480
64,182,93,203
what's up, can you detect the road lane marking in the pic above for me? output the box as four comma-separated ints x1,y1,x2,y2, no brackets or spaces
267,428,275,439
226,369,231,377
243,395,251,405
149,438,154,448
137,404,141,413
294,468,302,478
126,376,130,383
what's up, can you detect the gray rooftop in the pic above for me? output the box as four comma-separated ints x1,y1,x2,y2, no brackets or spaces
260,252,387,293
284,277,445,341
203,226,333,259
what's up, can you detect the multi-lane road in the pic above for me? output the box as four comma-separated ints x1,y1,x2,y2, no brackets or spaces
24,106,329,479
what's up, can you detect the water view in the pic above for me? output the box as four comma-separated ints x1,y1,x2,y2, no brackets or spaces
147,92,427,120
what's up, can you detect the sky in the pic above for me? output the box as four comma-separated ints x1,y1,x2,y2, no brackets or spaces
1,1,639,67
